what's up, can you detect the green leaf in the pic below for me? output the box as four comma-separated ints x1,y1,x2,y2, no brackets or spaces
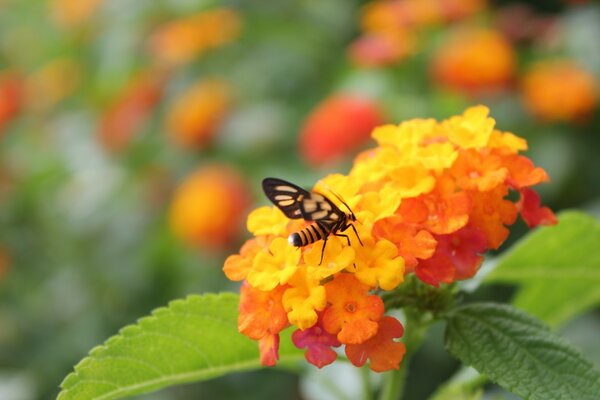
445,303,600,400
58,293,303,400
485,210,600,327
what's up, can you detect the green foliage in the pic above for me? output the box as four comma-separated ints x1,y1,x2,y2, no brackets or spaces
486,211,600,327
445,303,600,400
58,293,303,400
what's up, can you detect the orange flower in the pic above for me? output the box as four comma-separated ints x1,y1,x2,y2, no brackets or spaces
345,316,406,372
322,274,384,344
166,79,231,149
259,334,280,367
431,27,515,94
469,186,518,249
99,72,163,152
0,72,22,135
521,60,599,123
169,166,250,248
148,9,242,67
299,95,383,165
450,150,508,192
373,217,437,271
238,282,288,340
223,237,268,281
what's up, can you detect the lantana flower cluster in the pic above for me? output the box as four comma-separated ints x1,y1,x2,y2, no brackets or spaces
224,105,556,372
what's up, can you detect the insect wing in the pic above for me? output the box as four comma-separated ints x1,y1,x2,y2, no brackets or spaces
262,178,310,219
299,192,341,222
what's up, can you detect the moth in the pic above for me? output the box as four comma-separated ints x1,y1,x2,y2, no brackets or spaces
262,177,362,264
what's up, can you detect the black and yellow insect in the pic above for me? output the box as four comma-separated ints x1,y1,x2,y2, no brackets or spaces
262,177,363,264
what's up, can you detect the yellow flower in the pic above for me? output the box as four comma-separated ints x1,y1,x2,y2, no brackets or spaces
416,142,458,172
443,105,495,149
282,266,327,330
387,165,435,198
352,238,405,290
247,238,300,291
304,237,355,281
247,206,290,236
487,130,528,154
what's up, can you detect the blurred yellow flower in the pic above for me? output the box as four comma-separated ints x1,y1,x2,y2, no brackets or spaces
169,166,250,248
521,60,599,123
26,58,81,111
50,0,103,28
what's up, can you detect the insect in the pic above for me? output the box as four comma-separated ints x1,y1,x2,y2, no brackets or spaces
262,177,363,264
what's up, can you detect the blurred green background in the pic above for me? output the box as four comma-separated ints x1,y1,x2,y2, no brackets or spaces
0,0,599,399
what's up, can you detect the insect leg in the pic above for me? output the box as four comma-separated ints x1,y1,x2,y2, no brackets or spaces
317,221,331,266
333,232,351,247
349,223,363,246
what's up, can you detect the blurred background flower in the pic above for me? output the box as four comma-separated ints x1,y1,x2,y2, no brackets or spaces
0,0,599,399
169,165,250,249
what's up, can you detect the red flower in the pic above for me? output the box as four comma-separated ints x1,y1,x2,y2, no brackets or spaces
292,313,341,368
299,95,383,165
517,188,557,228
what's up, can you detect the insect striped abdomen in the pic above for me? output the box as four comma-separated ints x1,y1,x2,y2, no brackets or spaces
288,224,327,247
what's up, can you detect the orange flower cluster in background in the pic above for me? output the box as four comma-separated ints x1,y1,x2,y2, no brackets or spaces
148,9,242,67
99,72,164,152
430,27,516,94
0,72,23,136
166,79,231,149
350,0,487,66
169,166,250,249
521,60,599,123
299,94,383,165
224,106,555,371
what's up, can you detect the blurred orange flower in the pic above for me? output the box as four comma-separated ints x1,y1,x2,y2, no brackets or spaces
50,0,103,28
99,72,163,152
148,9,242,67
169,166,250,248
431,27,515,94
352,0,487,66
0,72,22,135
521,60,599,123
299,95,383,165
166,79,231,149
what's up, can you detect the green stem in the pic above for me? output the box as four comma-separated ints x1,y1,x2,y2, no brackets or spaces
378,309,430,400
361,365,373,400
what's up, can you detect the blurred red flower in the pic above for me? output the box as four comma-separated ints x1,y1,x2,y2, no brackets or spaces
299,95,383,165
169,166,251,248
521,60,599,124
99,72,163,152
430,27,516,94
0,72,23,135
